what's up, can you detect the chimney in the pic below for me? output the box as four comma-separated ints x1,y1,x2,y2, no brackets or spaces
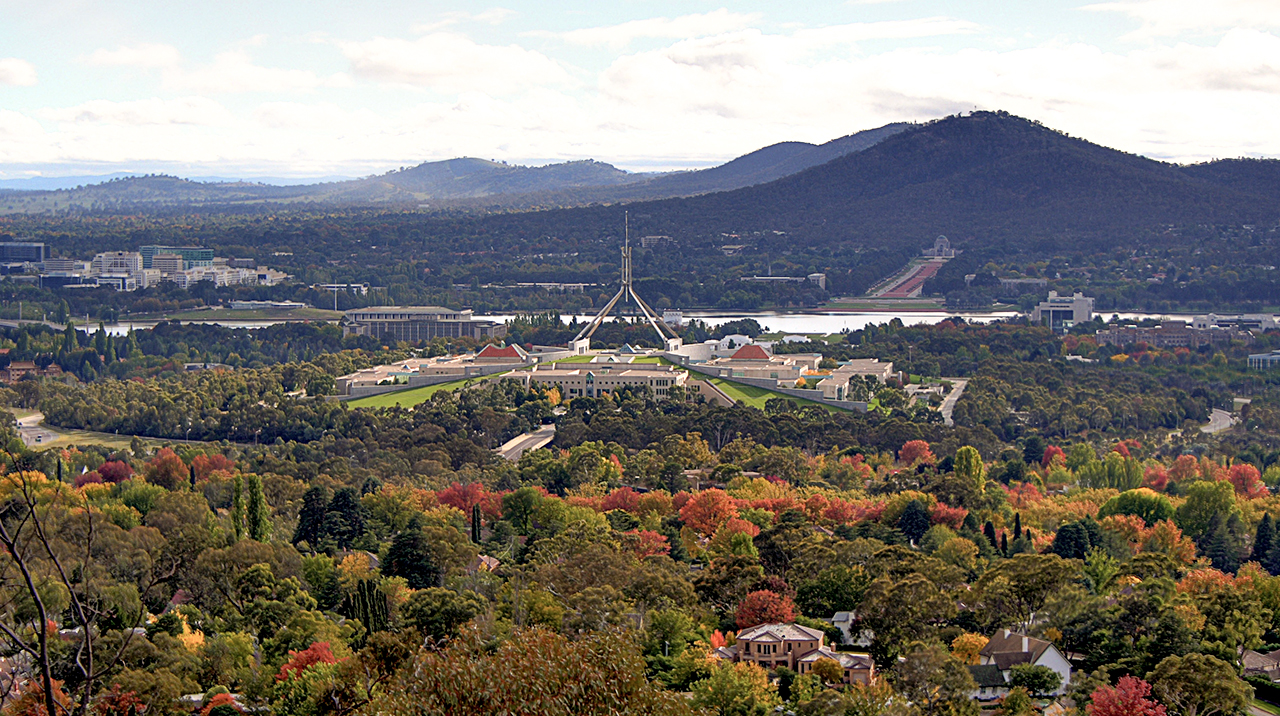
1022,636,1029,652
1002,629,1011,639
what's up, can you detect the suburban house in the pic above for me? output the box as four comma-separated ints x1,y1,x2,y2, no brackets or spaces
1245,649,1280,681
1,361,40,383
797,648,875,685
970,629,1072,700
711,623,875,684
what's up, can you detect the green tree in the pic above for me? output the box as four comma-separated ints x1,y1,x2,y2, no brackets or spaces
385,518,439,589
1098,488,1175,526
1009,664,1061,698
898,500,932,544
246,473,271,542
1146,653,1251,716
293,486,328,550
403,588,485,641
954,446,986,491
691,660,777,716
1254,513,1276,567
231,474,245,541
892,642,979,716
1175,480,1238,540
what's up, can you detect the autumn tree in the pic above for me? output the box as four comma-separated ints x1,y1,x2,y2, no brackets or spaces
144,448,188,490
892,642,978,716
679,489,737,536
1087,676,1167,716
735,590,796,630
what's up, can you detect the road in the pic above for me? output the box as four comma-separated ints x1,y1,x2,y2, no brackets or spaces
495,424,556,461
1201,408,1236,434
939,379,968,427
14,412,59,448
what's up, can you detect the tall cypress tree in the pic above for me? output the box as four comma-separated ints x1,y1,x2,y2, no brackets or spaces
246,474,271,542
231,475,245,541
1014,513,1023,540
984,521,998,550
385,516,439,589
470,504,482,544
1255,514,1276,568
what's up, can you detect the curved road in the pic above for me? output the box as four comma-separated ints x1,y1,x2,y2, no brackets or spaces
15,412,58,447
1201,408,1236,434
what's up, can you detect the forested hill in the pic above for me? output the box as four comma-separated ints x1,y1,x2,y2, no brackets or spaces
461,111,1280,256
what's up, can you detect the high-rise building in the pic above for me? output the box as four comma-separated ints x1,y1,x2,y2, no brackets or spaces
0,242,46,263
342,306,506,342
139,245,214,269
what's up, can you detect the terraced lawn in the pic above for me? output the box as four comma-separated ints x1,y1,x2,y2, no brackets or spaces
348,374,508,408
706,377,848,413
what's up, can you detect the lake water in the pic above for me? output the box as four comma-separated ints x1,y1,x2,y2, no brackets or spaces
91,309,1196,336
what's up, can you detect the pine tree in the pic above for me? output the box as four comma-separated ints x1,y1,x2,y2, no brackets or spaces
1255,514,1276,568
984,521,998,550
1206,516,1240,573
471,504,482,544
1000,532,1009,556
1014,513,1023,540
293,486,329,549
189,464,197,490
231,475,245,541
385,517,439,589
246,474,271,542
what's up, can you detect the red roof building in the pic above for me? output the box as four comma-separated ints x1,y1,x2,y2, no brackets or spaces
730,344,772,361
475,343,529,362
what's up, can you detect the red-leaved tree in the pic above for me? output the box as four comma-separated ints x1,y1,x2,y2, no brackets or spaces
1227,463,1268,498
277,641,339,681
679,489,737,536
437,482,487,514
1087,676,1166,716
192,453,236,481
735,590,796,630
144,448,187,490
1042,445,1066,468
97,461,133,484
898,440,936,466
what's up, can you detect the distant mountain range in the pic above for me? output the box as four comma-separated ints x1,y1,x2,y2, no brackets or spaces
0,124,913,212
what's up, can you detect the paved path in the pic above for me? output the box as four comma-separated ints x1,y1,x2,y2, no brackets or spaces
939,379,967,427
495,423,556,461
1201,408,1236,434
14,412,59,447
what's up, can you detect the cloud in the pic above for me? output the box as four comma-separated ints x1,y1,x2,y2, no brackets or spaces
1084,0,1280,38
337,33,574,93
412,7,516,33
41,97,231,126
87,43,182,69
10,16,1280,175
0,58,37,86
553,9,762,47
85,42,345,93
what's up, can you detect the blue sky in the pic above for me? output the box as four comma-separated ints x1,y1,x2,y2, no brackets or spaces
1,0,1278,179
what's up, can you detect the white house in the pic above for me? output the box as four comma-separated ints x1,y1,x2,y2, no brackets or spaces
970,629,1071,701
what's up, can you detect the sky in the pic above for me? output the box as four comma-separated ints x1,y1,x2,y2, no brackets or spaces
1,0,1279,180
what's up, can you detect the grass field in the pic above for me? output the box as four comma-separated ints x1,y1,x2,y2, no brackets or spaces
706,377,847,413
1254,700,1280,715
347,372,515,409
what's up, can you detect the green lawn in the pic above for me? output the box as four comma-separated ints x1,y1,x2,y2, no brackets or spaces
706,377,848,413
348,374,509,409
1254,700,1280,715
553,355,594,363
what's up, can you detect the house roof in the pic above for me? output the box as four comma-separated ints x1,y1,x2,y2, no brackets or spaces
737,623,825,643
730,344,772,361
1244,649,1280,671
981,629,1054,667
476,343,527,360
969,665,1007,688
711,645,738,660
798,647,873,669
